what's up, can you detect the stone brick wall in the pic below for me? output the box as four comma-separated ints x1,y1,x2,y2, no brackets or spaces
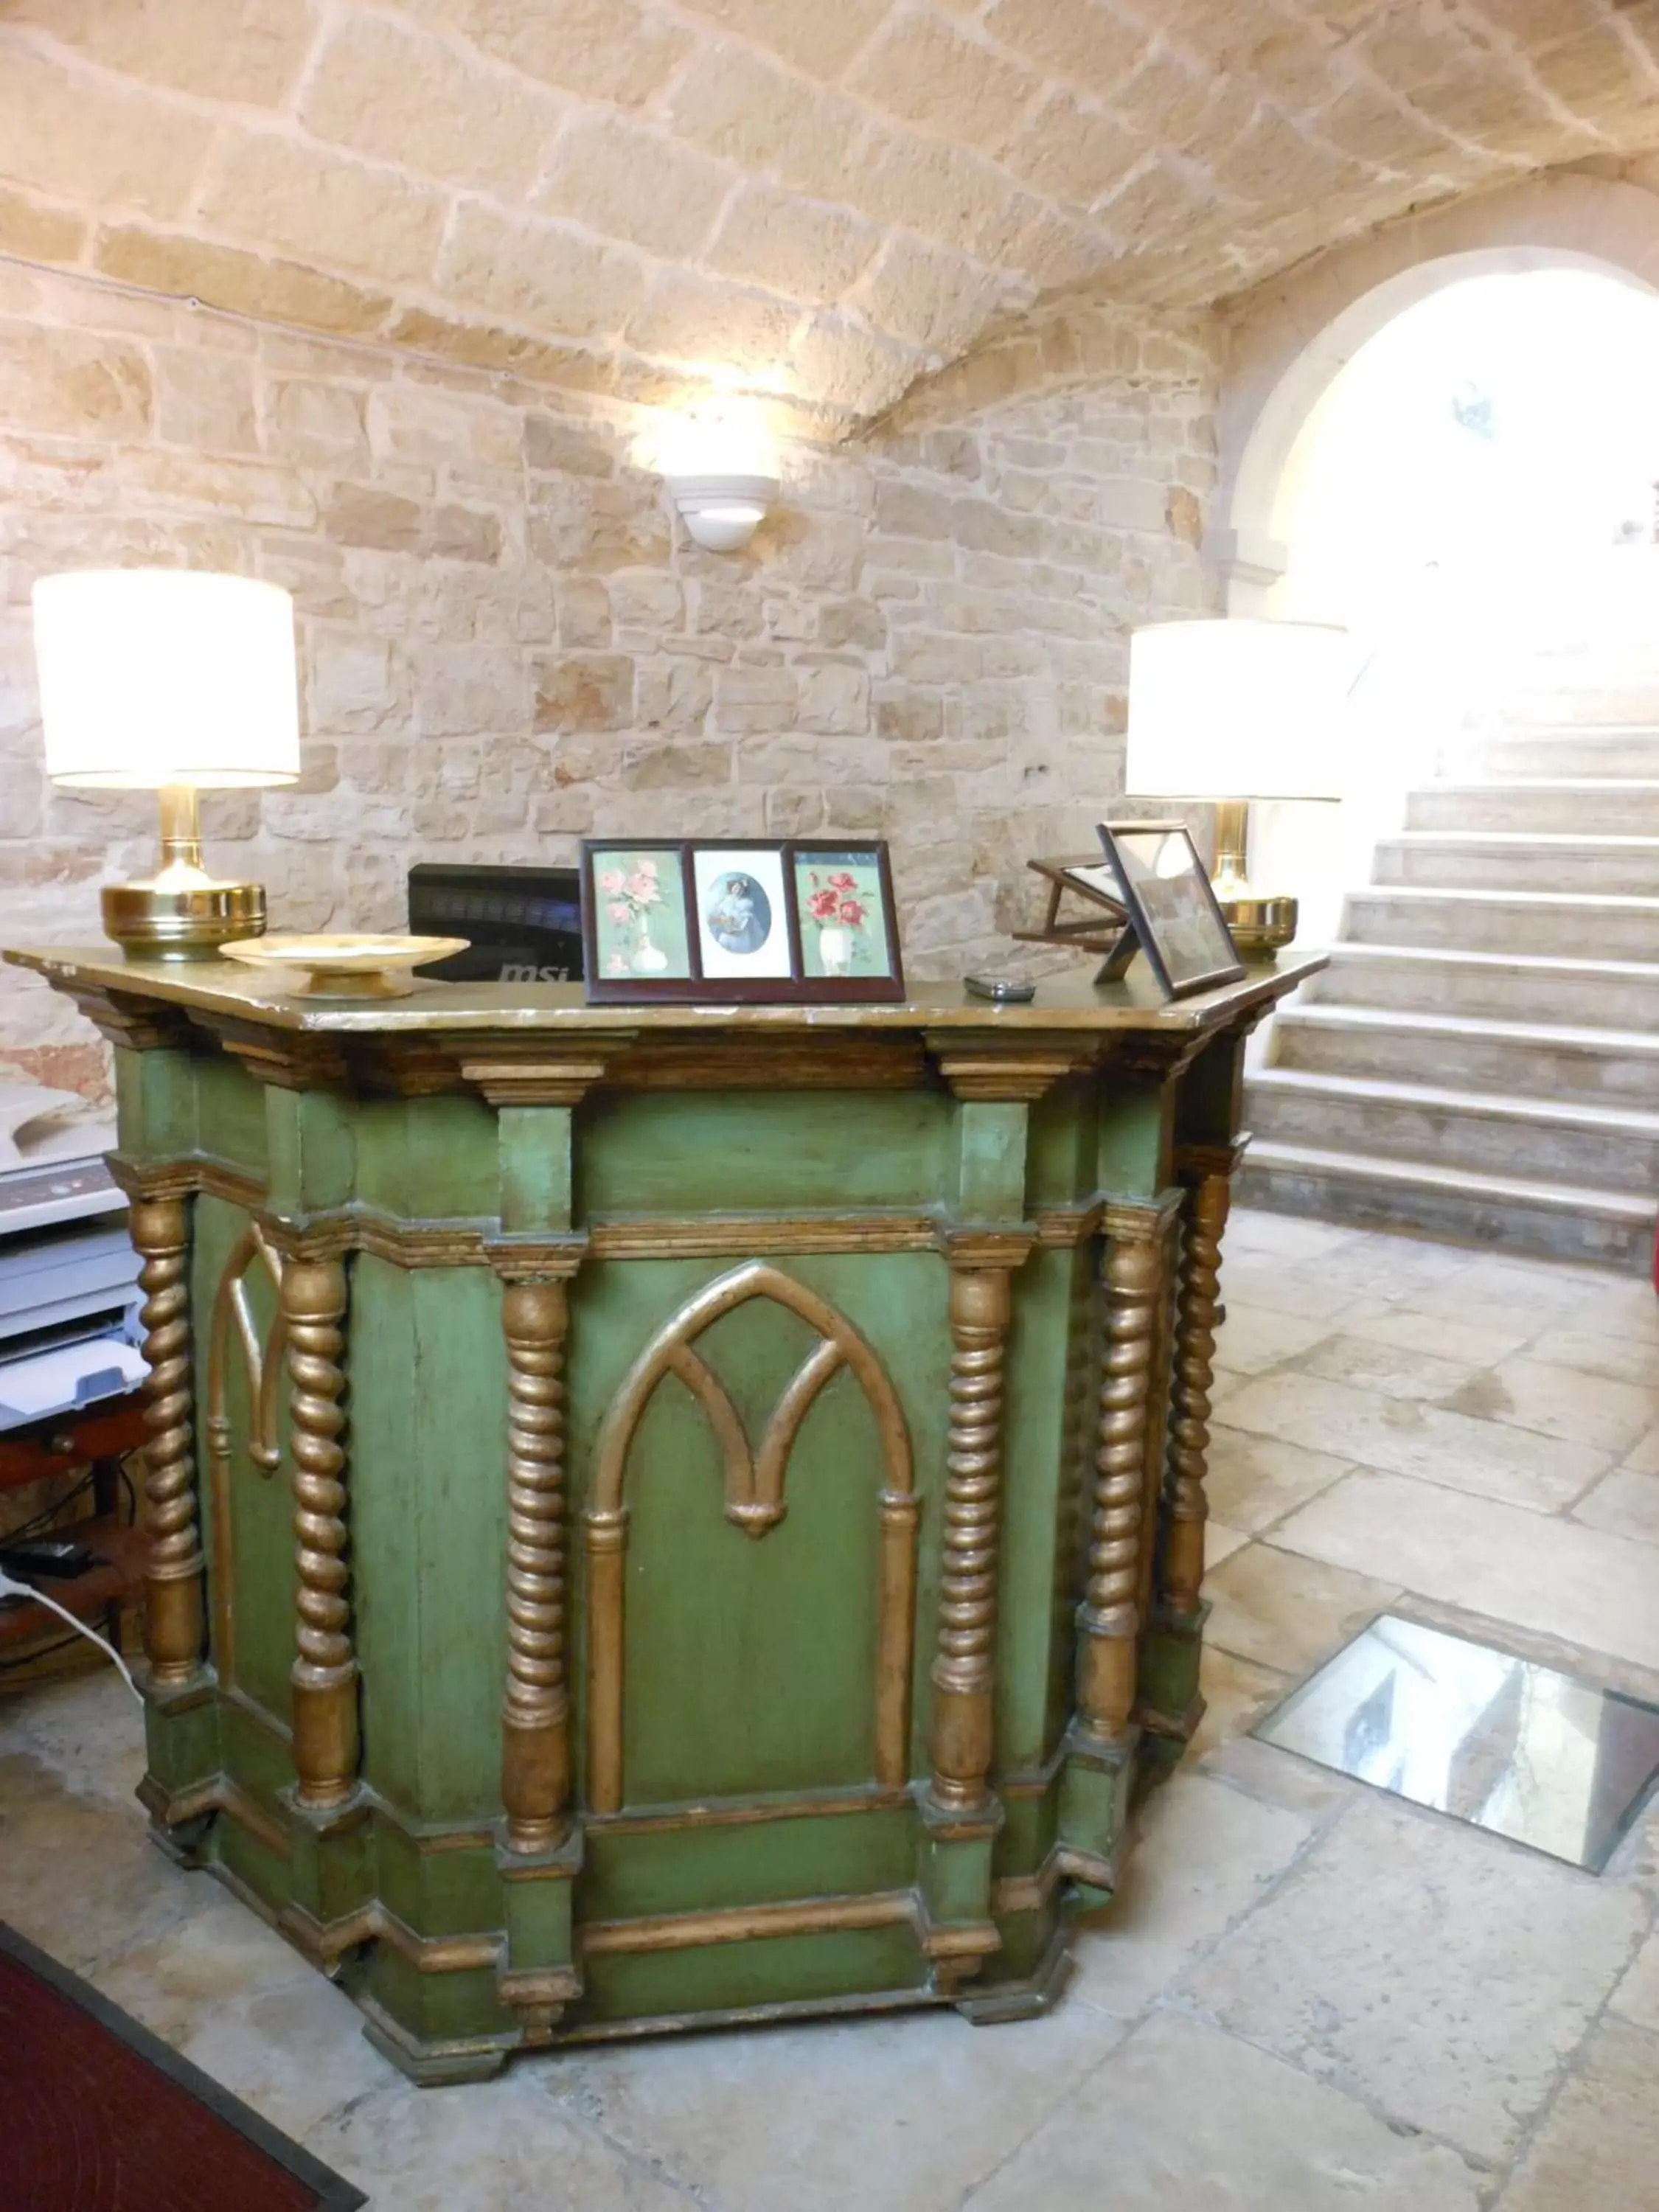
0,262,1218,1094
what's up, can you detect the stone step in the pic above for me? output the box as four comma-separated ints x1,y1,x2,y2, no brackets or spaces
1249,1065,1659,1188
1373,831,1659,897
1478,687,1659,728
1343,884,1659,960
1302,942,1659,1029
1407,782,1659,835
1237,1139,1653,1273
1272,1003,1659,1108
1447,728,1659,779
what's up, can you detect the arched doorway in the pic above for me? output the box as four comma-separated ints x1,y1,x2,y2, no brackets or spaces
1215,177,1659,1267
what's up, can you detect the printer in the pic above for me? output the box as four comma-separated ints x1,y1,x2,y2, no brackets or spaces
0,1083,145,1433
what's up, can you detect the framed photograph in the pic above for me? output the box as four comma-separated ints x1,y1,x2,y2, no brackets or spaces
1096,820,1245,1000
692,846,793,980
580,838,905,1004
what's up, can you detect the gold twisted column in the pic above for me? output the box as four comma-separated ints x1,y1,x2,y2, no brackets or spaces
1077,1233,1163,1745
131,1194,205,1687
501,1281,571,1853
929,1266,1012,1813
285,1256,358,1810
1164,1171,1231,1617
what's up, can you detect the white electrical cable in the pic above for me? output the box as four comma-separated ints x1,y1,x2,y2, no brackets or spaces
0,1565,141,1702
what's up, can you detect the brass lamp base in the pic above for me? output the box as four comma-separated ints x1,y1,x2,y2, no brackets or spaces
1211,800,1299,958
102,877,266,961
102,785,268,961
1216,891,1298,958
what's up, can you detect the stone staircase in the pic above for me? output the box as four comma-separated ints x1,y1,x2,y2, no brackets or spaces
1239,661,1659,1271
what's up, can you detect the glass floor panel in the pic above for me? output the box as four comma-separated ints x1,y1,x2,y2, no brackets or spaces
1253,1613,1659,1872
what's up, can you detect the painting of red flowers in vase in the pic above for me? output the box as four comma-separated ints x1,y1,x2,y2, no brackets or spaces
793,852,895,980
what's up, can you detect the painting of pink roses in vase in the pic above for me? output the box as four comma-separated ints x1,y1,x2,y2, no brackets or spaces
588,848,692,978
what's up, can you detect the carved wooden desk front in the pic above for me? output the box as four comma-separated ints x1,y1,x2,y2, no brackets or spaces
7,948,1320,2082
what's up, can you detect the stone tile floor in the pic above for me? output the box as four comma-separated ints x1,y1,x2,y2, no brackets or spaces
4,1208,1659,2208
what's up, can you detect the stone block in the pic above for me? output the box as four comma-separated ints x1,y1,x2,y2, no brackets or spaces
0,47,214,219
302,12,562,197
684,0,889,77
713,665,799,734
637,659,713,734
429,504,503,565
0,321,151,438
533,654,633,734
557,578,612,648
628,275,798,378
433,0,691,106
707,189,879,302
850,15,1042,147
858,238,1001,355
538,114,730,260
796,661,871,737
308,639,408,735
1003,95,1139,208
818,599,887,652
0,187,84,268
420,649,529,738
201,133,447,288
9,0,314,106
444,198,651,340
531,479,670,572
788,316,917,421
611,574,684,634
622,740,734,791
154,349,259,453
874,482,956,542
96,229,394,340
525,417,617,479
982,0,1144,94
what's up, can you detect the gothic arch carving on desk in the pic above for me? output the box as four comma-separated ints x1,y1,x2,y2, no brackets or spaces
584,1261,918,1815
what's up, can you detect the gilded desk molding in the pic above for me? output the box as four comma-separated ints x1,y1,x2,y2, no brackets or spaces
7,945,1320,2082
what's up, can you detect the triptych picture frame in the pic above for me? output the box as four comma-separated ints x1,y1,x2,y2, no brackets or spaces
579,838,906,1005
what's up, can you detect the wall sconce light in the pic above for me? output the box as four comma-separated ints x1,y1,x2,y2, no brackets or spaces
655,400,779,555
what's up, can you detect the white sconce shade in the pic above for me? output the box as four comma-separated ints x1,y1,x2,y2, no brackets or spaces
32,568,301,790
1125,618,1353,801
667,475,778,553
654,399,780,554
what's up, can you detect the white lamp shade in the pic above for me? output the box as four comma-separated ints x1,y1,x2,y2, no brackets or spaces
32,568,301,790
1125,618,1353,801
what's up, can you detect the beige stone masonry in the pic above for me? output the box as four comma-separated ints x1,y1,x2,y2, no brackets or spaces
0,262,1215,1094
0,1,1656,422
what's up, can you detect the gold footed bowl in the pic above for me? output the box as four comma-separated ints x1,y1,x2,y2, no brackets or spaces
218,933,469,998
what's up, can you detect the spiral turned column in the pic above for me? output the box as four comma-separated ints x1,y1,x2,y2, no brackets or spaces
501,1281,571,1853
1164,1172,1230,1618
1077,1234,1163,1745
928,1266,1012,1814
284,1256,357,1810
131,1194,205,1687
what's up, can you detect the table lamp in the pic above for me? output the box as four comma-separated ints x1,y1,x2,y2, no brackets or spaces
1125,616,1352,954
32,568,300,960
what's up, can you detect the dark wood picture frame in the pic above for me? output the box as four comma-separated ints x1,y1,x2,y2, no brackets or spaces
580,837,906,1005
1096,819,1246,1001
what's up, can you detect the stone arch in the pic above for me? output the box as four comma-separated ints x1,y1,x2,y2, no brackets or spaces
1214,173,1659,611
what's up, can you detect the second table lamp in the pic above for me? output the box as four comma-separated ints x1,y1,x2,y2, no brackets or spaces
32,568,301,960
1124,616,1352,954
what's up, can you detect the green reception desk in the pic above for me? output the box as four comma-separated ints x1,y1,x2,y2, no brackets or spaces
10,947,1318,2083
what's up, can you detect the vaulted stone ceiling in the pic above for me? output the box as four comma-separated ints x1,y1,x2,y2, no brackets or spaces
3,0,1658,433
